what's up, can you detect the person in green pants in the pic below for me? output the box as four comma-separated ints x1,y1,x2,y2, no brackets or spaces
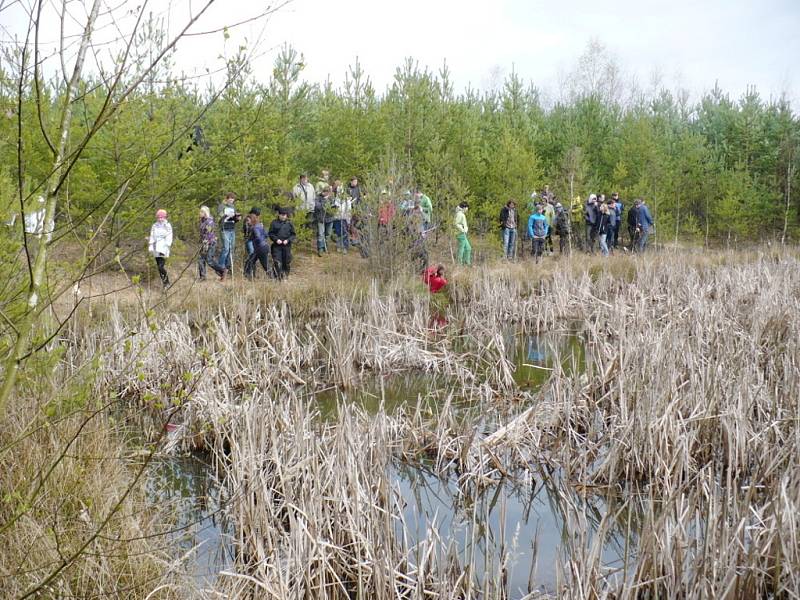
454,201,472,266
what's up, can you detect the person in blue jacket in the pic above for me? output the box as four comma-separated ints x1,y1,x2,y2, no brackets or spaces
636,199,654,253
527,204,549,263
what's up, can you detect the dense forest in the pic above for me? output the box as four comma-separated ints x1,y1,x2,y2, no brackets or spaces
1,39,799,251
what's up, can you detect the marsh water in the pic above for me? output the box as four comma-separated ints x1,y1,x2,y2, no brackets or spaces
145,327,635,595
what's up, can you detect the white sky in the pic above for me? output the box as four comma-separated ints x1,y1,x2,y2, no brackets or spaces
2,0,799,105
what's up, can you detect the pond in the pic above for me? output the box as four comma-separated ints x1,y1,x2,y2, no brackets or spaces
146,326,636,596
396,463,635,595
144,454,233,589
315,326,586,416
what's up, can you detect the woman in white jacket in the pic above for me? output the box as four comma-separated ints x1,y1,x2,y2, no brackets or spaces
148,209,173,289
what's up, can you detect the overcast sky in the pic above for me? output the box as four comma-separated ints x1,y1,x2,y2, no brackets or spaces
3,0,799,106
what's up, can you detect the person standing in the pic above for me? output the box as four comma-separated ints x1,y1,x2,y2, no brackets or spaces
198,206,216,280
454,202,471,266
416,190,433,230
542,197,555,254
216,192,240,277
315,169,331,195
292,173,316,216
332,184,352,253
525,192,539,243
242,208,258,279
313,186,332,256
148,209,173,289
611,192,623,249
627,199,641,251
499,200,517,260
598,200,614,257
245,207,273,277
527,204,549,263
268,207,297,279
636,199,654,252
584,194,599,253
554,202,572,255
348,176,362,205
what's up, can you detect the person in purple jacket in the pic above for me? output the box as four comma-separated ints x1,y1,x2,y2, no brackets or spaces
198,205,217,280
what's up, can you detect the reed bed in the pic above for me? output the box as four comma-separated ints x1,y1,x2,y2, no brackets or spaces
63,249,800,598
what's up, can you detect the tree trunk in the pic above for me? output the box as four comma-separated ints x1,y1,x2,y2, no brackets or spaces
0,0,101,414
782,162,793,245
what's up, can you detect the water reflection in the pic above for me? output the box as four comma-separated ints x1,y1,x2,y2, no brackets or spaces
144,454,233,587
395,463,635,597
506,328,586,390
315,327,587,417
315,373,436,418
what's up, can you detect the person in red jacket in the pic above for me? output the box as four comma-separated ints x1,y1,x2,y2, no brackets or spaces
422,264,447,293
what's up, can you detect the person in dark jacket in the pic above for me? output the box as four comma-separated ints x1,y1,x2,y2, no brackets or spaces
554,202,572,255
313,186,332,256
610,192,623,249
499,200,518,260
627,200,641,250
242,208,259,279
246,208,273,278
348,176,362,205
269,207,297,279
584,194,599,253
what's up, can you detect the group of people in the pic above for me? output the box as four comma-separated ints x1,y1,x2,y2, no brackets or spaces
497,189,574,263
581,193,654,255
197,193,298,282
146,174,656,290
291,171,365,256
490,187,655,263
146,193,298,290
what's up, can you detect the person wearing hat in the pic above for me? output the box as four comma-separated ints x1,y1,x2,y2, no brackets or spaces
148,209,173,289
268,207,297,279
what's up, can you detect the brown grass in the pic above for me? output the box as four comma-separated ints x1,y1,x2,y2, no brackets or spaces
38,247,800,597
